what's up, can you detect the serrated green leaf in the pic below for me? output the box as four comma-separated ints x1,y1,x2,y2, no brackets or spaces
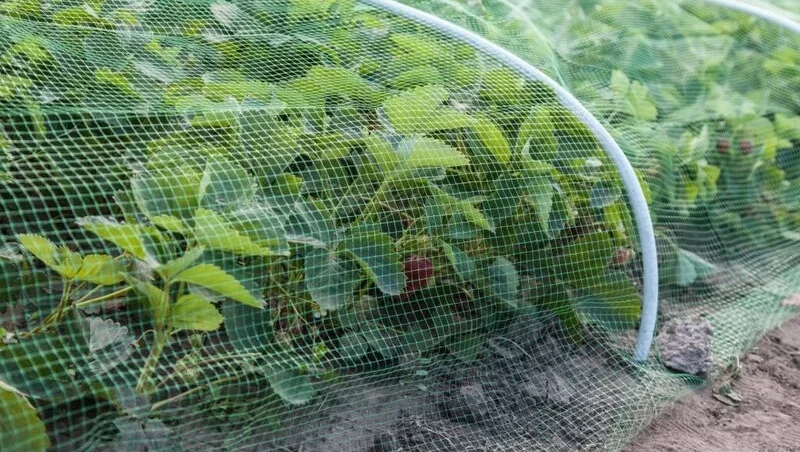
8,38,51,65
149,215,187,234
398,137,469,169
424,197,446,236
384,85,473,135
610,70,630,97
173,95,239,128
628,83,658,121
775,114,800,141
77,217,148,261
481,175,523,228
170,294,223,332
17,234,82,279
132,168,201,222
199,157,256,212
156,246,205,281
203,79,277,103
392,65,441,90
360,323,400,359
488,257,519,308
391,33,440,66
286,199,336,248
86,317,134,376
174,264,263,308
431,187,493,232
0,386,50,452
95,68,139,98
304,249,357,311
514,107,558,157
238,112,301,184
290,66,383,108
225,205,289,255
16,233,58,269
343,229,406,296
524,175,554,234
0,75,32,99
441,242,476,281
363,135,400,174
268,370,314,406
51,5,111,27
194,208,287,257
472,116,510,165
75,254,124,286
479,68,524,105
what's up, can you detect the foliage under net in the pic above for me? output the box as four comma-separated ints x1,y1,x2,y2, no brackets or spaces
0,0,798,451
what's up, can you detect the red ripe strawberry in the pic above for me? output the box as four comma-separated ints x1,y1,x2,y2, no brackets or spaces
739,139,754,155
399,254,433,299
716,139,730,155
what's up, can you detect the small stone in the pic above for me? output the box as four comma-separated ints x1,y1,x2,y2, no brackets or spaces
440,383,490,423
747,354,764,364
657,317,714,376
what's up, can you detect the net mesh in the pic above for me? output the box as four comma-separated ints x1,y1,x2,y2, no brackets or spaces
0,0,797,451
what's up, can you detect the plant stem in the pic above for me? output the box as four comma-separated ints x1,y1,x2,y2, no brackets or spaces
332,173,376,220
74,286,134,309
29,280,73,334
136,329,168,394
353,176,394,226
154,352,265,390
74,284,103,305
150,374,243,412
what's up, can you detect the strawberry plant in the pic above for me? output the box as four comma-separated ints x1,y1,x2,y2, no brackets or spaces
0,0,647,448
410,0,800,283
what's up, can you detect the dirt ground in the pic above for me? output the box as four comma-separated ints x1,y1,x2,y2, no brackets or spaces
260,311,800,452
624,316,800,452
101,298,800,452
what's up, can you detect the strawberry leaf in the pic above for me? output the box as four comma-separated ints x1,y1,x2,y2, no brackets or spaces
17,234,82,279
343,228,406,296
488,257,519,308
75,255,124,286
173,264,263,309
170,294,224,332
268,370,314,406
0,385,50,452
304,248,358,311
77,217,148,261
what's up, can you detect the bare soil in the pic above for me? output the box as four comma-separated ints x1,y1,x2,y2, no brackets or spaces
106,301,800,452
624,316,800,452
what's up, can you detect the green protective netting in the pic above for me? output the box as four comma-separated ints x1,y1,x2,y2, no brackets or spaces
0,0,797,451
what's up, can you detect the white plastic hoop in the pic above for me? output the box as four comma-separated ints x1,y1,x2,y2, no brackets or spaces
360,0,660,361
699,0,800,34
